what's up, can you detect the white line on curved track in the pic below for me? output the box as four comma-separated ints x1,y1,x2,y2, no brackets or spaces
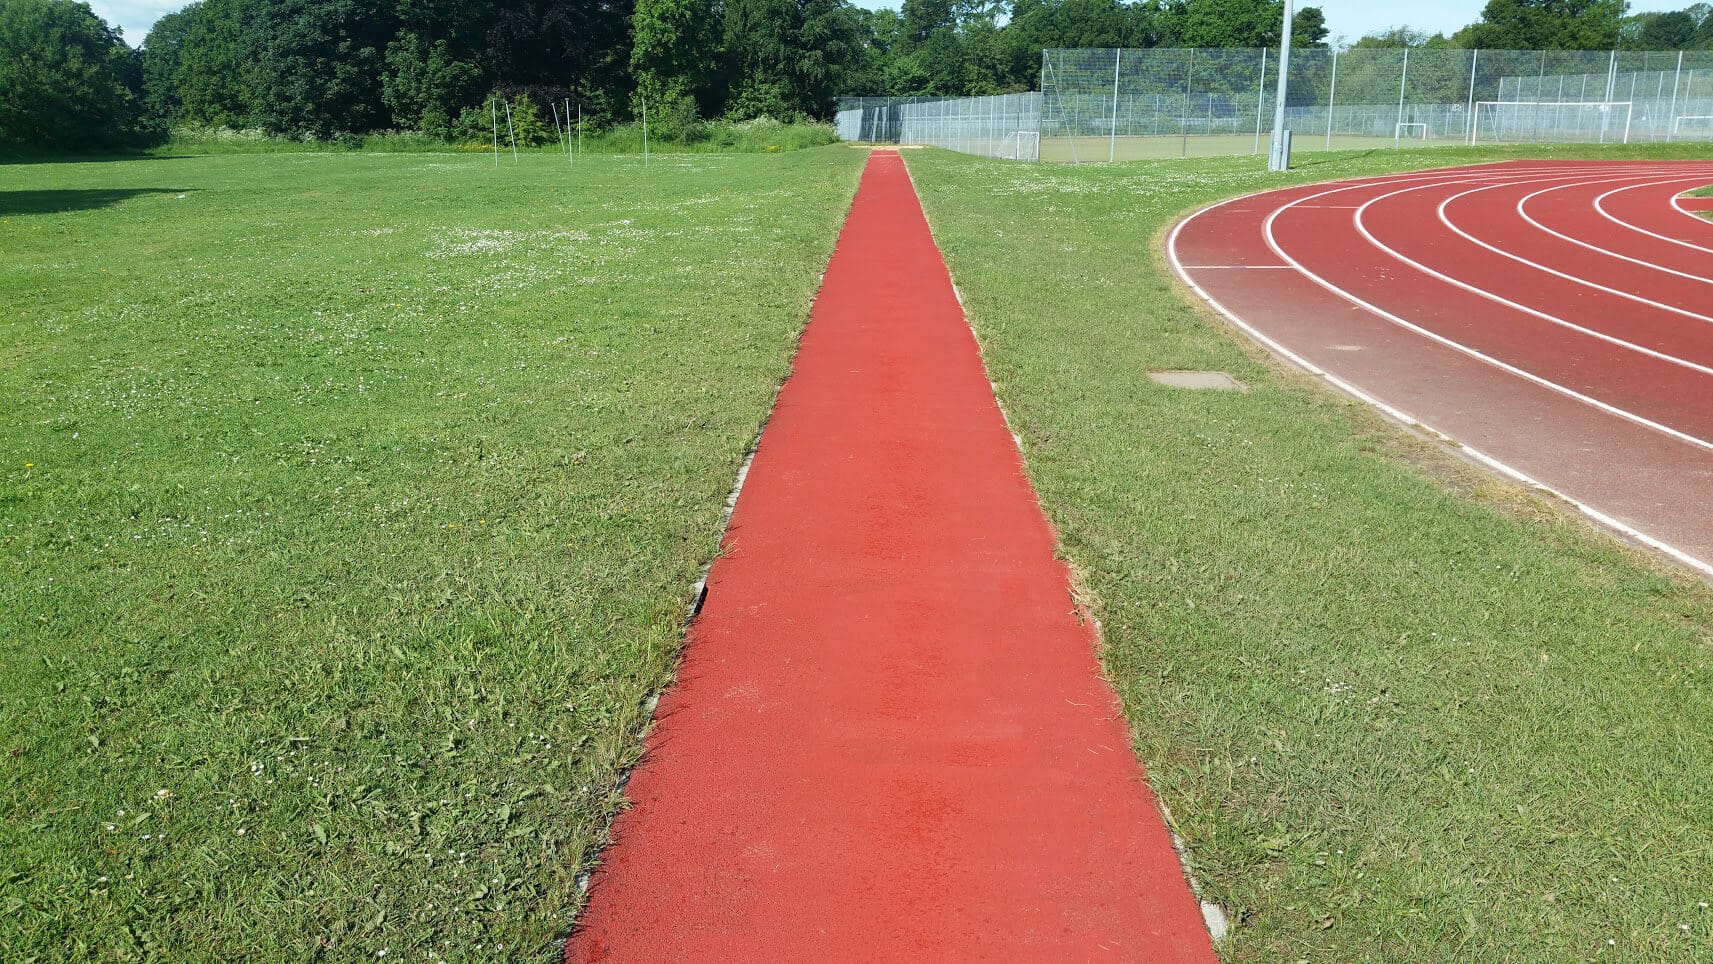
1669,191,1713,230
1429,175,1713,331
1165,199,1713,580
1516,177,1713,284
1260,171,1713,454
1594,179,1713,257
1341,173,1713,376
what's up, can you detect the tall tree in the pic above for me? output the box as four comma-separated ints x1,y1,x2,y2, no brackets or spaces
175,0,261,127
0,0,144,149
141,4,201,122
1459,0,1626,51
249,0,396,137
630,0,721,117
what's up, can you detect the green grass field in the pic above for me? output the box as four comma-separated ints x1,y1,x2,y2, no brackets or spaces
6,141,1713,960
908,142,1713,961
0,148,863,958
1037,132,1421,162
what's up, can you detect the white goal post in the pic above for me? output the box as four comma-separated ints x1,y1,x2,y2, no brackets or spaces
1672,115,1713,139
1001,130,1041,161
1470,101,1633,145
1394,122,1429,146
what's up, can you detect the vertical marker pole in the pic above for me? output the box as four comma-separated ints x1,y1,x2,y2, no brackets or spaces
1466,49,1479,144
1395,48,1409,148
642,96,649,168
505,100,518,162
1268,0,1293,170
492,98,499,165
1109,47,1120,163
1255,46,1268,155
552,101,564,154
1326,48,1338,150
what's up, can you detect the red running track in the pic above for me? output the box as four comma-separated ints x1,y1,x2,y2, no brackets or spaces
569,151,1215,961
1171,160,1713,577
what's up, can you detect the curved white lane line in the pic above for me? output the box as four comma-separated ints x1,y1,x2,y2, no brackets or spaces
1425,175,1713,334
1594,178,1713,257
1166,207,1713,580
1669,192,1713,230
1517,177,1713,283
1343,174,1713,374
1261,176,1713,455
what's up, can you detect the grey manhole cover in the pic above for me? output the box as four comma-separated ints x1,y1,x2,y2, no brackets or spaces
1148,371,1248,392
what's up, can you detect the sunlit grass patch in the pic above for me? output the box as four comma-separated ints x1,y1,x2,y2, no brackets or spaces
0,147,863,958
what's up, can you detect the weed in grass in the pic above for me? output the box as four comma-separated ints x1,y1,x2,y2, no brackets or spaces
0,147,863,958
909,144,1713,962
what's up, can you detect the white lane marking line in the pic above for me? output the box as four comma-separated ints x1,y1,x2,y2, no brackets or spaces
1476,176,1713,314
1167,203,1713,581
1178,264,1293,269
1594,178,1713,257
1670,192,1713,228
1347,172,1713,374
1517,177,1713,284
1263,173,1713,455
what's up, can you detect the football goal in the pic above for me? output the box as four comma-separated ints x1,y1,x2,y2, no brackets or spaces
1394,122,1430,146
1672,115,1713,140
1471,101,1633,145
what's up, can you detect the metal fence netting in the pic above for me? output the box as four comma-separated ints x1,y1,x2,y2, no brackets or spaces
836,47,1713,163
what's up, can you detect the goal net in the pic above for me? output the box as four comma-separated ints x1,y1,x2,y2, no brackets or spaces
1472,101,1633,145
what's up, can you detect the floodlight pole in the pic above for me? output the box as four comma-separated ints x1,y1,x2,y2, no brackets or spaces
1267,0,1293,171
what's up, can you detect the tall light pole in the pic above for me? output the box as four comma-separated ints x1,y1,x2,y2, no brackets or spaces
1267,0,1294,171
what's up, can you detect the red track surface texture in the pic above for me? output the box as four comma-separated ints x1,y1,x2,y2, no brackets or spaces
569,152,1214,961
1171,161,1713,576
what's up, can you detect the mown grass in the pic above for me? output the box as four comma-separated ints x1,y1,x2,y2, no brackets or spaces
1,147,863,958
907,144,1713,962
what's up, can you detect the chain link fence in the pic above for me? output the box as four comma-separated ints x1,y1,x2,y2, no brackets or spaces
836,47,1713,162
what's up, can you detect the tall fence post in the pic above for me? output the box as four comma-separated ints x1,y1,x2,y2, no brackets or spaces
1110,48,1122,163
1255,47,1269,154
1326,48,1338,150
1669,51,1685,141
1395,48,1410,147
1466,48,1480,144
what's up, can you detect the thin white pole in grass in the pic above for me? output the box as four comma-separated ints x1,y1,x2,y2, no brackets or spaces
567,99,575,166
505,100,518,162
642,96,649,168
1326,48,1338,150
491,98,499,165
552,100,565,153
1109,47,1121,163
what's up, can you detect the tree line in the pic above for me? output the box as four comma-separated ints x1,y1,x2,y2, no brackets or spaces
3,0,1712,151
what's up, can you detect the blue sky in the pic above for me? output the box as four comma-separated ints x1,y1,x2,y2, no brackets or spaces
96,0,1693,49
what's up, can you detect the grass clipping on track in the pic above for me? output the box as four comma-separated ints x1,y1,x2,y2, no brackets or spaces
908,144,1713,962
0,148,863,958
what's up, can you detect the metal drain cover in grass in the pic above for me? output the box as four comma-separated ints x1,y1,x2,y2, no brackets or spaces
1149,370,1248,391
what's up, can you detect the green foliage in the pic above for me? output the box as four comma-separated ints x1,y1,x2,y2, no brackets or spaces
174,0,260,128
140,4,199,121
382,33,481,135
631,0,721,117
0,0,146,150
1458,0,1626,51
249,0,395,137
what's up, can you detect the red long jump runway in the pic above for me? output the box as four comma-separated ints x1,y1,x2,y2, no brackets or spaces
569,151,1214,961
1170,160,1713,577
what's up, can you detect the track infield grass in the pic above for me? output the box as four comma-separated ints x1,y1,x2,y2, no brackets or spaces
907,143,1713,962
0,148,864,958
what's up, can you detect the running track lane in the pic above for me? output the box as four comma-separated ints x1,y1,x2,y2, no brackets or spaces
1171,160,1713,577
569,151,1215,961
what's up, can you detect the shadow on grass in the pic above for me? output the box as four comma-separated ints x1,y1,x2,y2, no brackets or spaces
0,188,196,216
